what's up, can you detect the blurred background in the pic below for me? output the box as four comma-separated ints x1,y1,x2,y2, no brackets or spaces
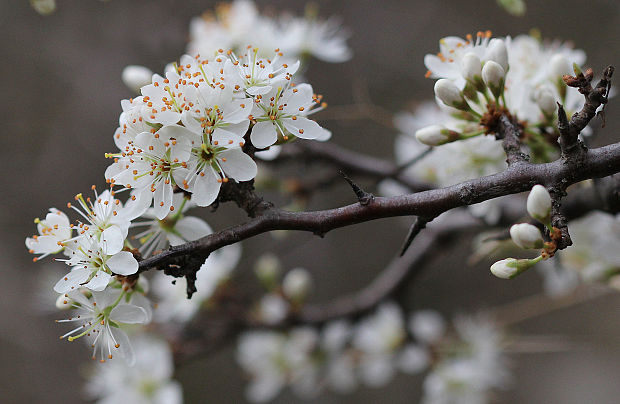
2,0,620,402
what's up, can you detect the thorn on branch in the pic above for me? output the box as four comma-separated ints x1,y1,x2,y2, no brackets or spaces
556,102,582,158
399,216,432,256
557,103,569,135
185,272,197,299
339,170,374,206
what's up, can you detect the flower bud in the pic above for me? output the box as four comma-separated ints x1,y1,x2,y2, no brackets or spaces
164,63,177,75
491,256,542,279
549,54,572,77
282,268,312,302
536,86,557,116
254,253,282,289
415,125,459,146
408,310,446,344
31,0,56,15
527,185,552,223
487,38,509,72
122,65,154,93
55,294,73,310
259,294,289,325
434,79,467,110
510,223,543,249
497,0,526,16
482,61,505,98
490,258,520,279
461,53,482,81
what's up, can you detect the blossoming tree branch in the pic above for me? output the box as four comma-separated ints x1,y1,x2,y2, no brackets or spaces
25,0,620,403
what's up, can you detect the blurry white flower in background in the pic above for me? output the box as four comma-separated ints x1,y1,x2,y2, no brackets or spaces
152,243,241,324
186,0,351,65
85,335,183,404
421,315,509,404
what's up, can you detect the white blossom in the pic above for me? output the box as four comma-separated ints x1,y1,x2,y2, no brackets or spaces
282,267,312,301
409,309,447,345
258,293,289,325
421,315,508,404
54,235,138,293
131,193,212,257
85,335,182,404
26,208,72,261
250,83,330,148
153,243,241,323
57,289,150,364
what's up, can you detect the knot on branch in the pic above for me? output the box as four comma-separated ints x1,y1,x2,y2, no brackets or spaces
339,170,374,205
217,180,273,217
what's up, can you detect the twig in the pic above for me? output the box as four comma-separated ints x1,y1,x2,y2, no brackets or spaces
559,66,614,158
498,114,529,165
339,170,374,205
138,140,620,276
399,216,432,256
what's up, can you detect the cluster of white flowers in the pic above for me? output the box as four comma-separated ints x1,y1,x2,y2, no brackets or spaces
385,31,588,224
237,302,508,403
187,0,351,64
108,48,330,214
27,0,344,372
26,188,142,294
252,255,313,324
422,315,509,404
423,31,585,145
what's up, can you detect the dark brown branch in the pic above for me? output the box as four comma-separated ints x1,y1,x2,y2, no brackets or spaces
138,141,620,275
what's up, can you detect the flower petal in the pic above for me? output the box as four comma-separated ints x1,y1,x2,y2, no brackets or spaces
282,116,329,140
54,268,91,293
83,271,112,291
172,216,212,245
250,121,278,149
110,327,135,366
100,226,124,255
219,148,257,181
110,304,149,324
107,251,138,275
191,166,221,207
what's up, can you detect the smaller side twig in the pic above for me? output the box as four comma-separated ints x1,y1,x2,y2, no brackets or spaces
339,170,374,205
498,115,529,165
399,216,432,256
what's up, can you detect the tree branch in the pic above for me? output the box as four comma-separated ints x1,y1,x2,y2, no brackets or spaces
138,141,620,276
